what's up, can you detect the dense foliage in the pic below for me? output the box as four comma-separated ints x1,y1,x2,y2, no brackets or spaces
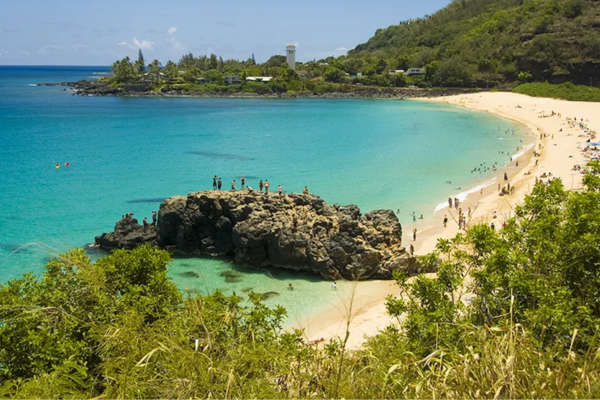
514,81,600,101
348,0,600,88
3,164,600,398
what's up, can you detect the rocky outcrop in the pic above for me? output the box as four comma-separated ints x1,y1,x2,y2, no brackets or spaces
96,191,424,280
95,218,157,249
40,80,474,99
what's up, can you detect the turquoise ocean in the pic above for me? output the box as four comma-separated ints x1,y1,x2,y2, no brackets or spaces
0,66,525,321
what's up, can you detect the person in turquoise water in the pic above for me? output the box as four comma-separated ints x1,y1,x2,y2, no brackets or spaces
55,163,60,169
241,175,245,189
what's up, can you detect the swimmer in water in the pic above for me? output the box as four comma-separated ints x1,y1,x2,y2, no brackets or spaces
65,162,70,167
55,163,60,169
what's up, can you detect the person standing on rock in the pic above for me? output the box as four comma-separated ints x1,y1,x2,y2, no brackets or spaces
259,180,264,192
152,211,157,226
218,178,222,191
303,186,309,195
213,175,217,190
278,185,283,197
410,244,414,256
241,175,245,189
265,180,270,193
231,180,236,191
293,213,298,229
143,217,148,233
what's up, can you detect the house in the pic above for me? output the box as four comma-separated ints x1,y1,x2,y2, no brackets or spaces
246,76,273,82
406,68,426,76
197,78,210,84
224,76,241,85
357,72,363,77
389,69,405,75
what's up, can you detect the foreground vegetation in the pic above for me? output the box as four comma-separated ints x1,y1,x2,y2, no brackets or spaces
3,163,600,398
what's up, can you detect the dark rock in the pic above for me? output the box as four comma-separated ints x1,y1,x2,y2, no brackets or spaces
95,190,421,280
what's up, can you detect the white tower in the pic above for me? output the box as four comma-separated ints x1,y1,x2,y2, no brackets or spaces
286,44,296,70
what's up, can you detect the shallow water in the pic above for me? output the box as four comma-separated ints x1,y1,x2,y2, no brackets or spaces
0,66,524,319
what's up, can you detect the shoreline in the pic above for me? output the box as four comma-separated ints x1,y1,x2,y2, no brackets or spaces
299,92,597,349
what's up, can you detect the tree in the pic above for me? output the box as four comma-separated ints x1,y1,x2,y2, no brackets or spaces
264,55,287,68
209,53,218,70
323,66,344,83
163,60,178,79
148,59,162,83
111,56,136,83
135,49,145,74
251,53,256,65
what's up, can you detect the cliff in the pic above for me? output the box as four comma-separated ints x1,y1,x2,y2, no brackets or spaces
96,190,423,280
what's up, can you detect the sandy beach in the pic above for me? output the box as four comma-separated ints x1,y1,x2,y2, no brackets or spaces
298,92,600,349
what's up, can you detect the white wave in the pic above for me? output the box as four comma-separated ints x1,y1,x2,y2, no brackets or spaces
510,142,535,162
434,178,497,212
28,84,37,86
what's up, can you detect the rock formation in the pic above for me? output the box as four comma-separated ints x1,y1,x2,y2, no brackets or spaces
96,190,424,280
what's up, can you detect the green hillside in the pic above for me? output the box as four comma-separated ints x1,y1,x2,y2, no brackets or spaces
347,0,600,87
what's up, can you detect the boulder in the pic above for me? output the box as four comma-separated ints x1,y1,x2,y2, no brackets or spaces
96,190,421,280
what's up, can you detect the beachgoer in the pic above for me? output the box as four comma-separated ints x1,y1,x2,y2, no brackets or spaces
143,217,148,233
331,282,337,290
420,214,424,220
480,188,484,196
288,283,294,291
241,175,245,189
259,180,264,192
412,212,416,222
218,178,222,191
293,214,298,228
490,222,496,230
152,211,157,226
493,211,497,219
265,180,270,193
303,186,309,195
504,172,508,181
55,163,60,169
468,207,471,217
213,175,218,190
412,228,417,241
409,244,414,256
231,180,236,191
498,183,501,191
65,162,70,167
448,197,452,208
443,215,448,227
278,185,283,196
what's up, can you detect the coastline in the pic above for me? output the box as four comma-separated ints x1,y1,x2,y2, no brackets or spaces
299,92,597,349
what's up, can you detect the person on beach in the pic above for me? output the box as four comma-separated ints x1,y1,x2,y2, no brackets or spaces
288,283,294,291
303,186,309,195
213,175,217,190
241,175,245,189
265,180,270,193
143,217,148,233
218,178,222,191
231,180,236,191
331,282,337,290
420,214,424,220
504,172,508,181
412,228,417,241
443,215,448,227
152,211,157,226
410,244,414,256
493,211,497,219
490,222,496,230
448,197,453,208
480,188,484,196
468,207,471,218
259,180,264,192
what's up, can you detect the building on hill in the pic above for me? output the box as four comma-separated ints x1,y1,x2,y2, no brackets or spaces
246,76,273,82
389,69,405,75
224,76,241,85
197,78,210,84
406,68,426,76
286,44,296,71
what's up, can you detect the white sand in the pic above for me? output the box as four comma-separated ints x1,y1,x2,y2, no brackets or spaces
296,92,600,349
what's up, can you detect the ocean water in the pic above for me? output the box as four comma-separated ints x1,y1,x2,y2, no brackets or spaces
0,66,525,321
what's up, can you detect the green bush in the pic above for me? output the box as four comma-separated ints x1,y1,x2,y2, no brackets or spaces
514,81,600,101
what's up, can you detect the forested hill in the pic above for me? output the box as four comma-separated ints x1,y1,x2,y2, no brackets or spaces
347,0,600,87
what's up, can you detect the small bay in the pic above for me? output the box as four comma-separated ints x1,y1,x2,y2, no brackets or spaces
0,66,524,319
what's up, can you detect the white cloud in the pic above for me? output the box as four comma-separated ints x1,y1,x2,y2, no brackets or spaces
167,27,177,35
132,37,154,50
117,41,127,46
0,48,8,56
333,47,348,56
21,50,31,56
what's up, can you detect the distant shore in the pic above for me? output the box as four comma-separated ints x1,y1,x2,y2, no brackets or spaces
38,80,475,99
300,92,599,349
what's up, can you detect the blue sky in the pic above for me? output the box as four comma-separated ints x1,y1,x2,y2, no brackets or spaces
0,0,450,65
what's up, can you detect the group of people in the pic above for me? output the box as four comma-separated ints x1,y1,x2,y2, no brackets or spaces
54,162,70,169
122,211,157,233
211,175,311,198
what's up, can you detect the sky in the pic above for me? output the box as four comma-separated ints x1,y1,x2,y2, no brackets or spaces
0,0,451,66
